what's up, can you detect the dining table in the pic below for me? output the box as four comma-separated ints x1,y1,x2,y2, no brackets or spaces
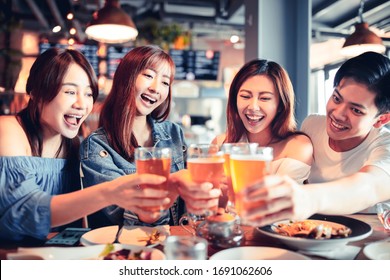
0,213,388,260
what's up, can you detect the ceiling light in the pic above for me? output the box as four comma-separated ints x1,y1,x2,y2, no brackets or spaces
230,35,239,44
85,0,138,44
341,0,385,57
52,25,61,33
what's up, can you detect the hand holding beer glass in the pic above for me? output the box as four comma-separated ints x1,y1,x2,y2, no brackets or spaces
229,145,273,222
135,147,172,214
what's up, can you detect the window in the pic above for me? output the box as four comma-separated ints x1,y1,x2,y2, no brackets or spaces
309,65,340,115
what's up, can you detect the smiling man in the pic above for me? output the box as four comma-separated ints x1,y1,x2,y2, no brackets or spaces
238,52,390,226
302,52,390,188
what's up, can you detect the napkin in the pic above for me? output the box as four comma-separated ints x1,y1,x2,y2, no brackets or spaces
119,225,170,246
298,245,361,260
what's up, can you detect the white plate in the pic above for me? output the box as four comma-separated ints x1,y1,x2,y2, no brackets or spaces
257,215,372,252
80,225,170,246
7,244,166,260
209,246,310,260
363,241,390,260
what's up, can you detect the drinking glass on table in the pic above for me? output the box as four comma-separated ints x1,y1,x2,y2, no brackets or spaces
164,235,208,260
135,147,172,214
180,143,225,234
229,145,273,220
376,202,390,231
220,143,258,213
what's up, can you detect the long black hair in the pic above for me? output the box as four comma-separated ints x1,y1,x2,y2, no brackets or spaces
17,47,98,161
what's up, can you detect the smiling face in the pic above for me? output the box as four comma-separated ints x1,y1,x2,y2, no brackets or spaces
326,77,382,151
237,75,280,138
135,62,171,117
40,63,94,139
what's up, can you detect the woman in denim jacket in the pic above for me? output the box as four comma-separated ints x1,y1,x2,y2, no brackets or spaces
80,46,218,229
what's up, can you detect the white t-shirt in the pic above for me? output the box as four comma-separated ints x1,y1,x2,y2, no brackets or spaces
301,115,390,212
301,115,390,182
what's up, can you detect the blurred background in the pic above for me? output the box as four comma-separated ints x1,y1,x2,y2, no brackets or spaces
1,0,389,142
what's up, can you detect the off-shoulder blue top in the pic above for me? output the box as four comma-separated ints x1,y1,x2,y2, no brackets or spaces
0,156,79,241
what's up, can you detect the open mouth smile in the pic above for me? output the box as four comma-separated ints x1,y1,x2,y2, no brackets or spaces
64,114,83,126
141,93,157,105
329,117,349,131
245,114,264,125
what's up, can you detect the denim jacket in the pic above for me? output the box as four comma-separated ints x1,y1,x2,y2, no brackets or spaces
80,117,187,229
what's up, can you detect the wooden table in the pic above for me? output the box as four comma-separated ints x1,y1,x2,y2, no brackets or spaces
1,214,388,260
170,214,389,259
343,214,389,259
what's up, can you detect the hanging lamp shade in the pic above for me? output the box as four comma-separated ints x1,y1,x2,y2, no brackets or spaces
341,22,386,57
85,0,138,44
340,0,385,57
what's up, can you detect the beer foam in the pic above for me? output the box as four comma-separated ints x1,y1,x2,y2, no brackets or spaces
230,154,273,161
187,157,225,163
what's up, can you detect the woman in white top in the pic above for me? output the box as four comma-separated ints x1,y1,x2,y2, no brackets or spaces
212,59,313,184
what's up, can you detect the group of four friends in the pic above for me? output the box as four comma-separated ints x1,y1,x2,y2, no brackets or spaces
0,45,389,242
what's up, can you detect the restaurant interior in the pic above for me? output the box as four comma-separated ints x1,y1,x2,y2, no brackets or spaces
1,0,389,142
1,0,390,262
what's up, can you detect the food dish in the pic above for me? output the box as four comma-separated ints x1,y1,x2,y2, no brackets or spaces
6,244,166,260
363,241,390,260
257,214,372,251
272,219,351,239
80,225,170,246
209,246,310,260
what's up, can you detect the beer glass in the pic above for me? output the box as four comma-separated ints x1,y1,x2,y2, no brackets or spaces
186,143,225,188
135,147,172,213
180,143,225,234
230,146,273,217
220,143,258,213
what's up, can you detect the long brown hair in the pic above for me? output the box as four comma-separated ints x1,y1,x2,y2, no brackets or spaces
99,45,175,161
18,47,99,160
226,59,297,143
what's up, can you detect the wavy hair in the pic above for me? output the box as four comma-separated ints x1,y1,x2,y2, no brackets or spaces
226,59,297,143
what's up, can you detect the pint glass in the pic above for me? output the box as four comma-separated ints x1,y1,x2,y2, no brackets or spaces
230,146,273,215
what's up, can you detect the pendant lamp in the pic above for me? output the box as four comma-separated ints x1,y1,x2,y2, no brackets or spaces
85,0,138,44
340,0,385,57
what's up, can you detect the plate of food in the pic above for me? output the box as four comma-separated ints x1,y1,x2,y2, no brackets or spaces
209,246,310,260
80,225,169,247
7,244,166,260
257,214,372,251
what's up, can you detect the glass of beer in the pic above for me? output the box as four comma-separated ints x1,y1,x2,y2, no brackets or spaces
180,144,225,233
221,143,258,213
135,147,172,213
229,146,273,217
186,144,225,189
